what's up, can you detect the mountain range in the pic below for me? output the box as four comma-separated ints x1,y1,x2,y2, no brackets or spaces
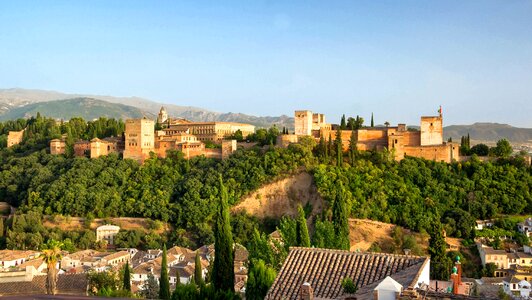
0,88,293,129
1,88,531,143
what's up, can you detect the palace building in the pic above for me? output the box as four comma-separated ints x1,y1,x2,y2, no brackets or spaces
49,108,250,163
291,108,459,163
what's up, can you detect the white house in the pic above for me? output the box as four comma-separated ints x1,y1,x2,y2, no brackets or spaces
518,218,532,237
503,277,530,296
96,224,120,245
373,276,403,300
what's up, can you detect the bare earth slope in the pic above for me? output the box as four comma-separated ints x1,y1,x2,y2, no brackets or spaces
232,172,324,219
349,218,428,253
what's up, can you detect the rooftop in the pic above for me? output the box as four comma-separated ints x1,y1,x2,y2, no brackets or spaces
0,250,40,262
0,273,88,296
266,247,429,300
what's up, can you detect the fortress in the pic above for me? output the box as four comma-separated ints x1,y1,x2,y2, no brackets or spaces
49,107,255,163
285,108,459,163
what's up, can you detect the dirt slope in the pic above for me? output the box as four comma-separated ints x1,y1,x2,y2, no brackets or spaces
43,216,168,234
232,172,324,219
349,218,429,254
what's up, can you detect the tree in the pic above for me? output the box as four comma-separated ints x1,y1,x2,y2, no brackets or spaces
159,245,171,300
313,219,336,248
460,135,470,155
122,261,131,291
370,113,374,128
332,183,350,250
428,222,451,280
296,205,310,247
172,282,199,300
278,217,297,249
212,176,235,292
470,143,489,156
483,262,497,277
141,273,159,299
335,128,343,166
384,121,390,127
340,114,347,130
341,277,357,294
348,129,357,165
246,259,277,300
88,270,120,296
194,252,203,286
492,139,512,157
40,240,63,295
231,129,244,142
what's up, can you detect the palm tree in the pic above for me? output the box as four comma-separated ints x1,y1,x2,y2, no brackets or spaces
40,240,63,295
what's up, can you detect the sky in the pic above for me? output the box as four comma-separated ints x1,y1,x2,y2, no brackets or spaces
1,1,531,127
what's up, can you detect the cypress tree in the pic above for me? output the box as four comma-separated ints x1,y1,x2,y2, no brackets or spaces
159,245,170,300
333,183,350,250
296,205,310,247
327,133,333,160
319,136,326,158
246,259,277,300
340,114,347,130
428,221,452,280
194,252,203,286
123,261,131,291
370,113,374,127
349,129,357,165
212,176,235,291
335,128,343,166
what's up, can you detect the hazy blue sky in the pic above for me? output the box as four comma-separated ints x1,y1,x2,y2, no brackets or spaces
1,1,531,126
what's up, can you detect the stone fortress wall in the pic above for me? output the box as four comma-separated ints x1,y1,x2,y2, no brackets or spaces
7,130,24,147
291,108,459,163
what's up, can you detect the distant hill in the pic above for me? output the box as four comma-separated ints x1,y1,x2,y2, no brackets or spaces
0,88,293,129
444,123,532,143
0,98,146,121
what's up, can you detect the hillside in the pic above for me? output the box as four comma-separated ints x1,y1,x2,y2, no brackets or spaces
0,88,294,129
444,123,532,143
0,98,145,121
348,218,428,254
232,172,324,219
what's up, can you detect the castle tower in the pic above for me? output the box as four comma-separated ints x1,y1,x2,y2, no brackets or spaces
157,106,168,124
123,118,155,163
420,107,443,146
295,110,313,136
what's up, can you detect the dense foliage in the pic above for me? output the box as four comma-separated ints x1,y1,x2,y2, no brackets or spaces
0,135,312,248
313,154,532,238
0,114,124,155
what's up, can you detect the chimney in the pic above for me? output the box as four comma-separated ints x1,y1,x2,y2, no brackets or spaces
300,282,314,300
450,256,462,295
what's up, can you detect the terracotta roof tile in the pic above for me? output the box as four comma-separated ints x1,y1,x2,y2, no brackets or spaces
266,247,429,300
0,273,88,296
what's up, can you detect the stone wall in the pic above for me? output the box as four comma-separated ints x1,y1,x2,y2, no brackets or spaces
7,130,24,148
402,143,459,163
222,140,237,159
294,110,313,136
420,116,443,146
123,119,155,163
74,141,91,157
50,139,66,155
277,134,299,148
